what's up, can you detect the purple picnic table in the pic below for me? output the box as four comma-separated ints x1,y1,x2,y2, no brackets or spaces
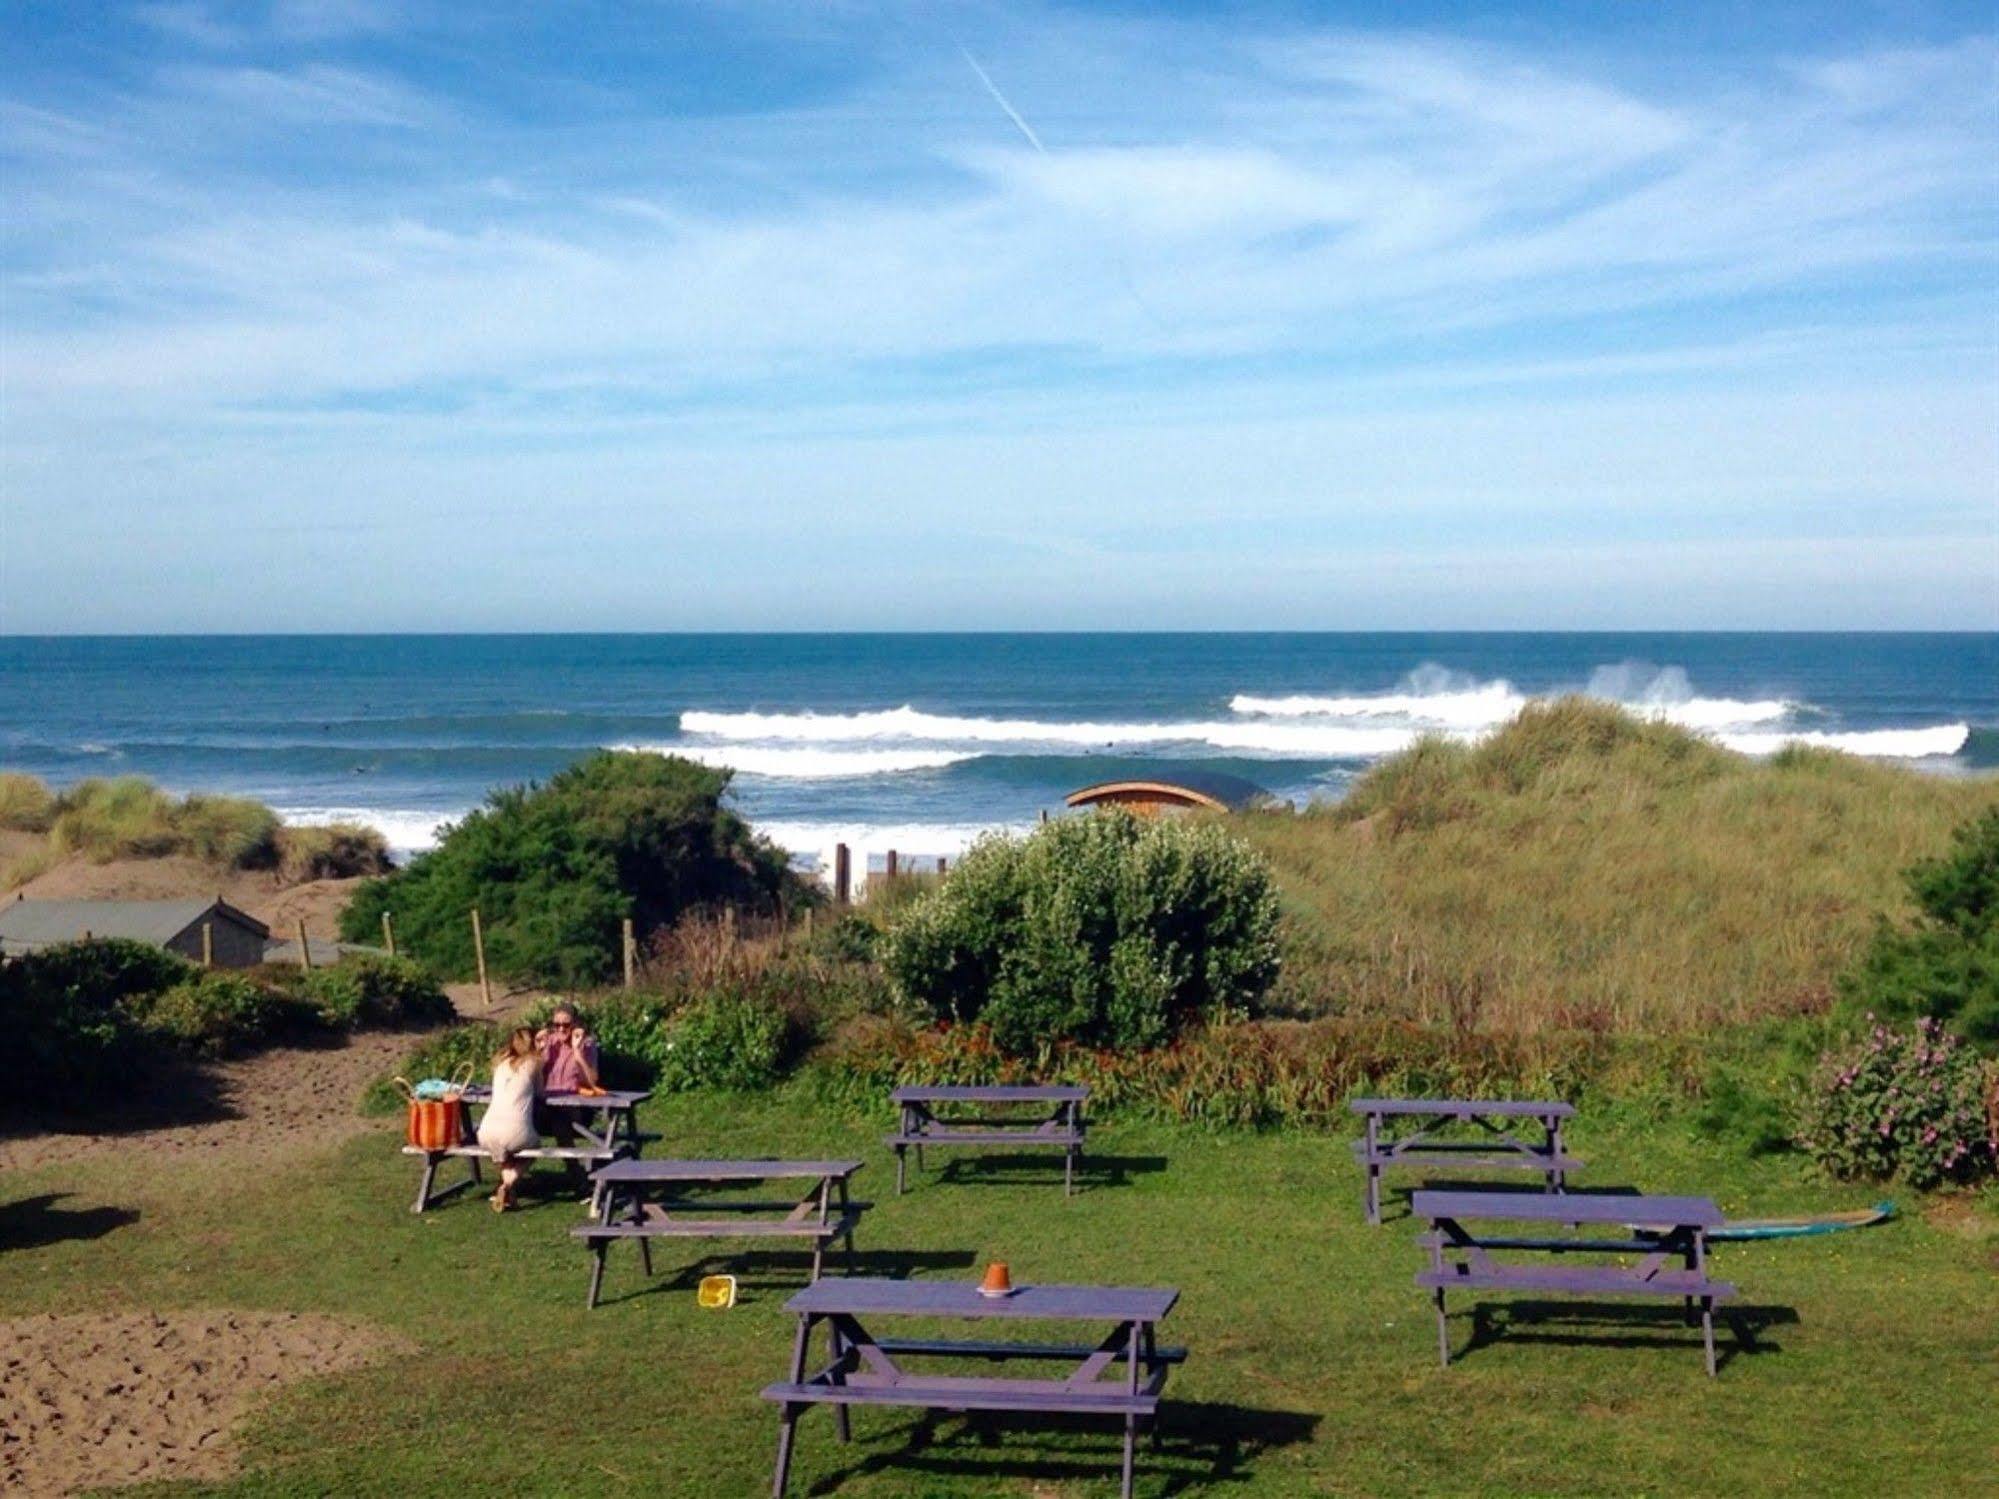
401,1087,652,1213
574,1158,866,1307
1412,1188,1738,1376
1348,1097,1580,1225
888,1084,1088,1196
762,1276,1181,1499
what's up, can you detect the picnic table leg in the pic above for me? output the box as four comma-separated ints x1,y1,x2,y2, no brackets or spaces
411,1153,439,1214
586,1242,608,1310
1694,1230,1718,1376
1546,1114,1566,1195
772,1314,814,1497
1363,1112,1381,1224
1121,1320,1141,1499
894,1144,907,1195
838,1177,857,1267
829,1322,851,1444
638,1235,653,1279
1433,1286,1450,1368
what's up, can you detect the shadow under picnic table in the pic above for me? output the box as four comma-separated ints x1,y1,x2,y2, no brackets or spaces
1456,1299,1799,1371
0,1190,140,1253
931,1151,1169,1191
799,1399,1320,1497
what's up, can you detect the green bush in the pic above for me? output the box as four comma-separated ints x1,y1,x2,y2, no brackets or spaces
0,938,182,1102
131,973,314,1057
654,989,797,1093
1796,1018,1995,1188
882,811,1281,1054
298,954,454,1030
1838,808,1999,1046
340,751,805,986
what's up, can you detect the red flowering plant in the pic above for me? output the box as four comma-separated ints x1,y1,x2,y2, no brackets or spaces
1797,1017,1996,1189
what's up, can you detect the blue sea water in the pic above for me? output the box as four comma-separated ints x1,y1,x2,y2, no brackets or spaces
1,633,1993,868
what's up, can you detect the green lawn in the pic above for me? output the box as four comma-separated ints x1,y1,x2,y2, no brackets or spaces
5,1092,1995,1497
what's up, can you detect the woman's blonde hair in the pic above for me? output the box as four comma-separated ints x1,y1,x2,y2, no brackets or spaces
494,1026,538,1070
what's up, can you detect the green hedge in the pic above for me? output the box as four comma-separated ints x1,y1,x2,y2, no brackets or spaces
882,811,1282,1054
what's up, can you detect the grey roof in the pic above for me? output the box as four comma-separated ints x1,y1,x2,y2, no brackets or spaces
0,898,268,950
1066,768,1275,812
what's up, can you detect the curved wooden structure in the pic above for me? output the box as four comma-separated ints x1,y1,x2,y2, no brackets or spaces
1064,769,1273,816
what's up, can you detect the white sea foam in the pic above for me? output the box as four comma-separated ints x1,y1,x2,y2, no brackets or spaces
1718,726,1971,758
1232,663,1795,733
276,806,462,857
624,744,975,778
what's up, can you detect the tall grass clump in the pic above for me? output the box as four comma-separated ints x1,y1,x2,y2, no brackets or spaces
1245,699,1999,1035
0,772,57,832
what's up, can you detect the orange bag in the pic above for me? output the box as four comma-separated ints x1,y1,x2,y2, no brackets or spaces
396,1069,473,1151
405,1096,469,1151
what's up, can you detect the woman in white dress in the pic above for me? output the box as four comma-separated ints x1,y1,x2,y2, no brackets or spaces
477,1027,541,1212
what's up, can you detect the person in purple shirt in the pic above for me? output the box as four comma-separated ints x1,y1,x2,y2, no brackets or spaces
533,1005,600,1143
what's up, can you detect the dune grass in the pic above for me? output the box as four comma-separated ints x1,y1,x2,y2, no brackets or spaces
0,772,391,881
1241,702,1999,1034
1,1091,1993,1496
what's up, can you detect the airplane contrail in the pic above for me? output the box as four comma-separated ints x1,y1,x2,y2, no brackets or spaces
959,46,1045,154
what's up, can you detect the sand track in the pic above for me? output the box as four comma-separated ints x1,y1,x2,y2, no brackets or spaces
0,1310,405,1496
0,1028,419,1174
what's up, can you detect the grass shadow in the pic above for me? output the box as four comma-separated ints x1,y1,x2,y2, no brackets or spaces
796,1399,1319,1496
925,1152,1169,1193
1457,1299,1799,1370
0,1190,140,1252
0,1052,237,1142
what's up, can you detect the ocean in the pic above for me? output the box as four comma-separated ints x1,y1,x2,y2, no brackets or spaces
2,633,1994,871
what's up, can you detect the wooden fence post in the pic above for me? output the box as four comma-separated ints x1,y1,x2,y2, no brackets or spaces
937,856,948,875
834,843,851,905
885,849,898,881
804,907,815,940
381,910,396,956
201,922,214,968
295,918,313,971
471,906,492,1011
622,917,635,990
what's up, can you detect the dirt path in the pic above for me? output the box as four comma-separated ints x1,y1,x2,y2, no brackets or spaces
0,1310,405,1496
0,1029,418,1174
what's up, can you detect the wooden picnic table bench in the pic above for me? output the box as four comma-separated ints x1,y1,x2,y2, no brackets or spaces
1349,1097,1580,1224
888,1084,1087,1196
1412,1188,1738,1376
762,1276,1180,1499
401,1087,651,1213
575,1158,866,1309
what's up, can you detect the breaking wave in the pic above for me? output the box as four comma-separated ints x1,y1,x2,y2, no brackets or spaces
632,744,976,778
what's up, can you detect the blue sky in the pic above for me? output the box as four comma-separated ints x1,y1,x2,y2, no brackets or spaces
2,0,1994,631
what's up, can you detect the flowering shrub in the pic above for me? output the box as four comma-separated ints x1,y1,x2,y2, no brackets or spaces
1797,1018,1996,1188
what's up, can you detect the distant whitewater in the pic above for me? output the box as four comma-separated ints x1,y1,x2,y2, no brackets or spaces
2,633,1990,866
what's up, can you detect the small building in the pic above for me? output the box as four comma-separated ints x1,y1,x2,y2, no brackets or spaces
1065,769,1276,817
0,897,271,968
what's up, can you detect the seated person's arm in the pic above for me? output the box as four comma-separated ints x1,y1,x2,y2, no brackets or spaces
575,1034,601,1089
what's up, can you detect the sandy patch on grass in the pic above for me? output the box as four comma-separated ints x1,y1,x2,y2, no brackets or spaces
0,1029,419,1174
0,1309,405,1495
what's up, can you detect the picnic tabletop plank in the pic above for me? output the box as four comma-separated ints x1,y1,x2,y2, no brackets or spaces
1349,1098,1573,1118
1413,1189,1723,1229
461,1086,652,1110
894,1084,1089,1104
786,1277,1176,1324
592,1157,863,1184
